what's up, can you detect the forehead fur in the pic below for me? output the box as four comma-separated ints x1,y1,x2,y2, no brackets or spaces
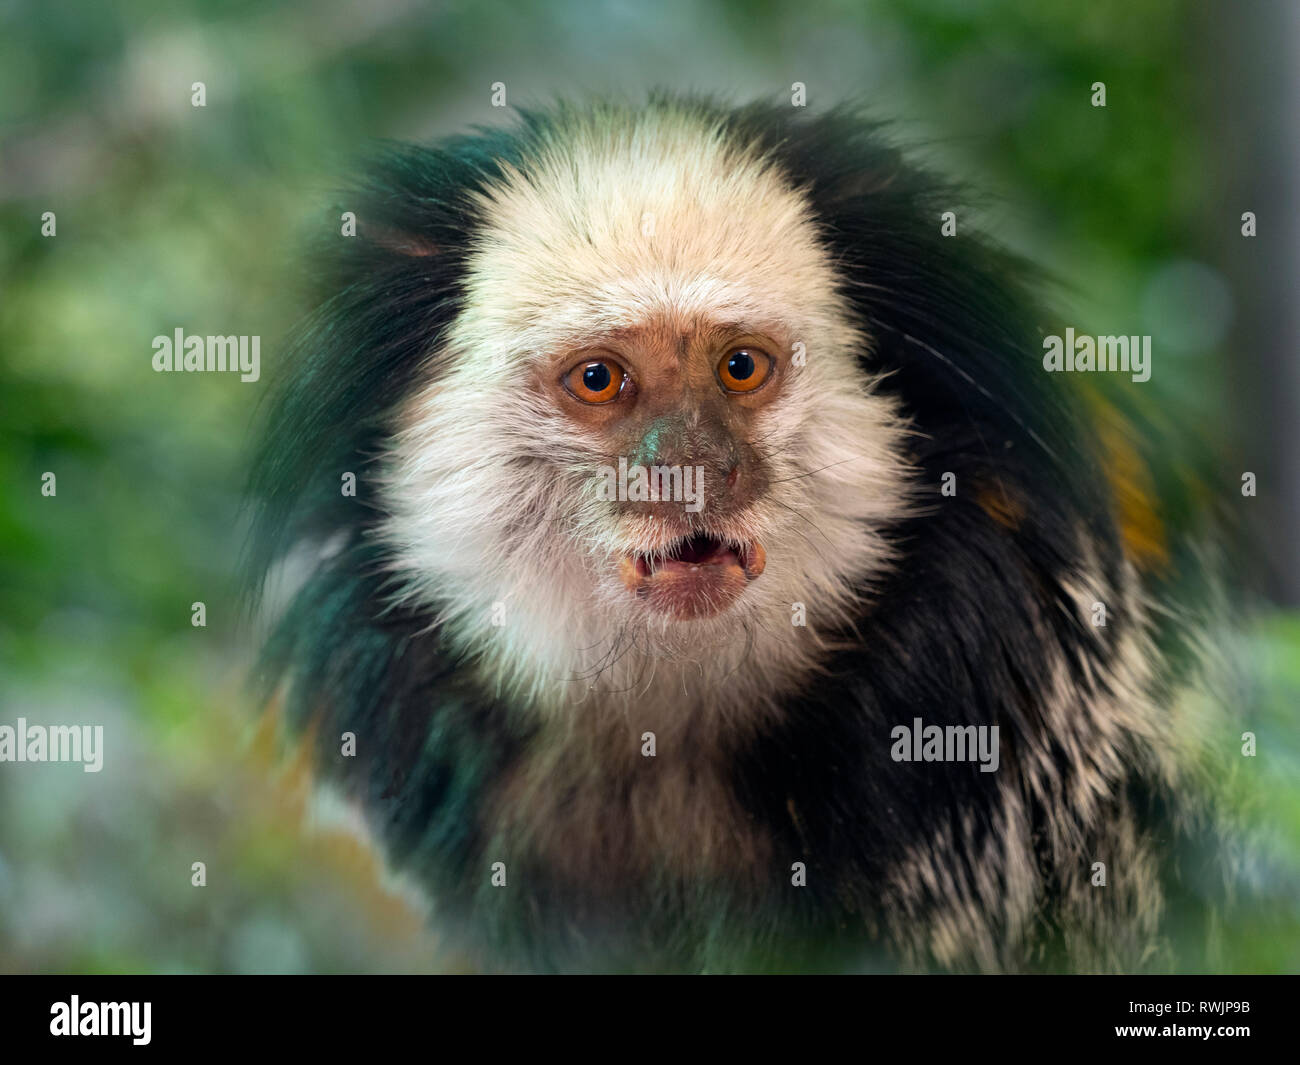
452,102,855,360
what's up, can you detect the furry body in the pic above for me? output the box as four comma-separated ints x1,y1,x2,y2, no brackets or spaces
251,98,1224,972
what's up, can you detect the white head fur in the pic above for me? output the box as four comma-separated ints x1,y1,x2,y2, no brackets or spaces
379,101,913,729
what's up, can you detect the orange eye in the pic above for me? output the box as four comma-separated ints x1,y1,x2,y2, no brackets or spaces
717,348,773,393
563,358,626,404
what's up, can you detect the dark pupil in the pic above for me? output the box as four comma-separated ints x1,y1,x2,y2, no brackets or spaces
583,363,612,392
728,351,755,380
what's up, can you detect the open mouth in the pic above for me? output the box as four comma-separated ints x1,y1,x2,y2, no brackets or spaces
619,533,766,619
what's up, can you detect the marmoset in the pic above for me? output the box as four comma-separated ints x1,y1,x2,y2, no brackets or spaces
248,96,1233,973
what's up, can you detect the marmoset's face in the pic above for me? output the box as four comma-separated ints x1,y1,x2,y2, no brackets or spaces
546,318,786,620
380,105,912,699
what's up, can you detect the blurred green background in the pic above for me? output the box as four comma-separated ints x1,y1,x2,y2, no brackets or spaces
1,0,1297,972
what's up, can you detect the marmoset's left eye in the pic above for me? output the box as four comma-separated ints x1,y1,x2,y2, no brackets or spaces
717,348,773,393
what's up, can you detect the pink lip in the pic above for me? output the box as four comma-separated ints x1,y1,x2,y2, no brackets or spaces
620,534,766,619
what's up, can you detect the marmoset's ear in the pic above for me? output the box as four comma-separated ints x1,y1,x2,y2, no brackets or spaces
363,222,441,258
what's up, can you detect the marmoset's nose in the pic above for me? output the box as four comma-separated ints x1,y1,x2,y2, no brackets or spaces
608,411,765,520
